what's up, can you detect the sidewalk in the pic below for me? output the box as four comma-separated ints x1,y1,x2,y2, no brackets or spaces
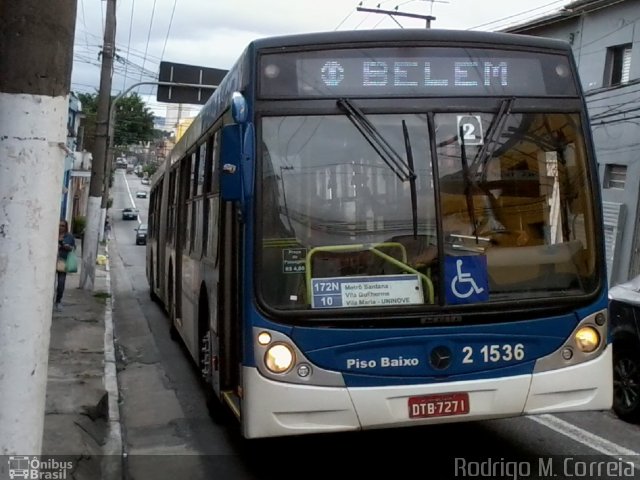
42,242,121,479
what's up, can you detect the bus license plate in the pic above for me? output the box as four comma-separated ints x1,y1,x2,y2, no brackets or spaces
408,393,470,419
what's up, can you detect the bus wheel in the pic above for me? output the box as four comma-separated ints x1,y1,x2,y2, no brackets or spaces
167,272,179,342
205,390,229,425
148,260,159,303
168,296,180,342
149,288,159,303
169,324,180,342
200,331,229,424
613,344,640,423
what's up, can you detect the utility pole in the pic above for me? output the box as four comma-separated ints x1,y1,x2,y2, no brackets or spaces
80,0,117,290
0,0,77,455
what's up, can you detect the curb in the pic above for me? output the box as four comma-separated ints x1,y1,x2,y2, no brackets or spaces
100,243,123,479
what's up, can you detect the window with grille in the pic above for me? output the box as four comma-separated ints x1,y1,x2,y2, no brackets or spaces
604,164,627,189
605,44,632,86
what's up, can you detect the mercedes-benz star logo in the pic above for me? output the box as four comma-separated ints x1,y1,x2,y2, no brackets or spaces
430,346,452,370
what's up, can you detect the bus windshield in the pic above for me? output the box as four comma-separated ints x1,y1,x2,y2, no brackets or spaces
258,109,597,312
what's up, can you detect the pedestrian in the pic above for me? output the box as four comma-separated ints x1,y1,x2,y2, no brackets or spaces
55,219,75,311
104,215,111,240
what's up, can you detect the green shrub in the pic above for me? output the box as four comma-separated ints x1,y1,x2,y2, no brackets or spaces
72,216,86,237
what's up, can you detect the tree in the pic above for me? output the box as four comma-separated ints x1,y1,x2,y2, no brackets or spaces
153,128,172,140
77,92,97,153
143,163,158,177
114,93,155,146
77,92,155,150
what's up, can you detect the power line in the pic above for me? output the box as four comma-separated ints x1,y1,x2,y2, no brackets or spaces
139,0,158,84
151,0,178,97
160,0,178,63
79,0,90,53
334,1,359,30
468,0,565,30
122,0,136,92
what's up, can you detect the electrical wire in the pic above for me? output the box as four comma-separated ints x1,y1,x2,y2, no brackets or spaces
122,0,136,92
139,0,158,86
334,2,358,30
160,0,178,63
469,0,566,31
79,0,91,54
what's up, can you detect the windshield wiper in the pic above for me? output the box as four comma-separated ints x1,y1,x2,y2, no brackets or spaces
471,97,515,175
460,99,514,237
337,98,416,182
402,120,418,239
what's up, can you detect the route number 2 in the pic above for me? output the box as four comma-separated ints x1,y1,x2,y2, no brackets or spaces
457,115,484,146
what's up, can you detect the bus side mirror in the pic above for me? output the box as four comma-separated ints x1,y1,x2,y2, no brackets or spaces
220,124,243,202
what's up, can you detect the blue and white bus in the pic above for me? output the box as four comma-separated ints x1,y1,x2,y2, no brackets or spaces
147,29,611,439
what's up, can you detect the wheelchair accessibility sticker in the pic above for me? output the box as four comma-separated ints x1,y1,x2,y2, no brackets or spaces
444,256,489,304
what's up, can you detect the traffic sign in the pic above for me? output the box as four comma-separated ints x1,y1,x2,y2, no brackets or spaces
157,61,227,104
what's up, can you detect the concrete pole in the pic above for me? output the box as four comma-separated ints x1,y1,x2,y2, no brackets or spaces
80,0,117,290
0,0,77,455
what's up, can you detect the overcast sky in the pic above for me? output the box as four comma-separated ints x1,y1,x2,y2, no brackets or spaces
72,0,570,117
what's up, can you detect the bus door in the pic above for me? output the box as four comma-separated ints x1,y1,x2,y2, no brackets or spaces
172,160,190,334
218,200,242,409
216,116,248,414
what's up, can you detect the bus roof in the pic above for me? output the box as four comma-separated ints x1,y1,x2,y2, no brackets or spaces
164,28,573,172
246,28,572,53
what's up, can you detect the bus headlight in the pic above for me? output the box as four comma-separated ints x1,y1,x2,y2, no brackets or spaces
574,327,600,353
264,343,295,373
257,331,271,345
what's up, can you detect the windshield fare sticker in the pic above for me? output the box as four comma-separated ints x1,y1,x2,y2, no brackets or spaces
311,275,424,309
282,248,307,274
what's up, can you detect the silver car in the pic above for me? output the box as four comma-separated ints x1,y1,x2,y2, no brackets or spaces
122,207,139,220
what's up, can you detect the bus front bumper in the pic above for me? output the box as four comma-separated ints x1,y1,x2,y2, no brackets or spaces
241,345,612,439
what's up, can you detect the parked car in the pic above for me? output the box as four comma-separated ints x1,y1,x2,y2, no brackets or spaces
135,224,148,245
122,207,139,220
135,190,147,199
608,275,640,423
141,178,150,185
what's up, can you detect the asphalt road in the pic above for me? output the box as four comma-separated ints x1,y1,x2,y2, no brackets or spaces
108,170,640,480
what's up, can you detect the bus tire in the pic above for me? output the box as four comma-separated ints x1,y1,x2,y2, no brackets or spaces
613,343,640,423
149,288,159,303
149,259,160,303
205,387,230,425
169,324,180,342
200,340,230,424
167,268,178,342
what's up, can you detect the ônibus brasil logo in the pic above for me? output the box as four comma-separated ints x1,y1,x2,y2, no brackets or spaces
7,457,72,480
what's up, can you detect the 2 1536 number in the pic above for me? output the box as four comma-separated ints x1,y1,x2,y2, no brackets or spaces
461,344,525,364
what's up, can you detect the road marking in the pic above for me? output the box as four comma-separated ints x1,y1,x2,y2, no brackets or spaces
529,414,640,468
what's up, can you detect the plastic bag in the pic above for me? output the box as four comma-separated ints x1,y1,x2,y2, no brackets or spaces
56,258,66,273
65,250,78,273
